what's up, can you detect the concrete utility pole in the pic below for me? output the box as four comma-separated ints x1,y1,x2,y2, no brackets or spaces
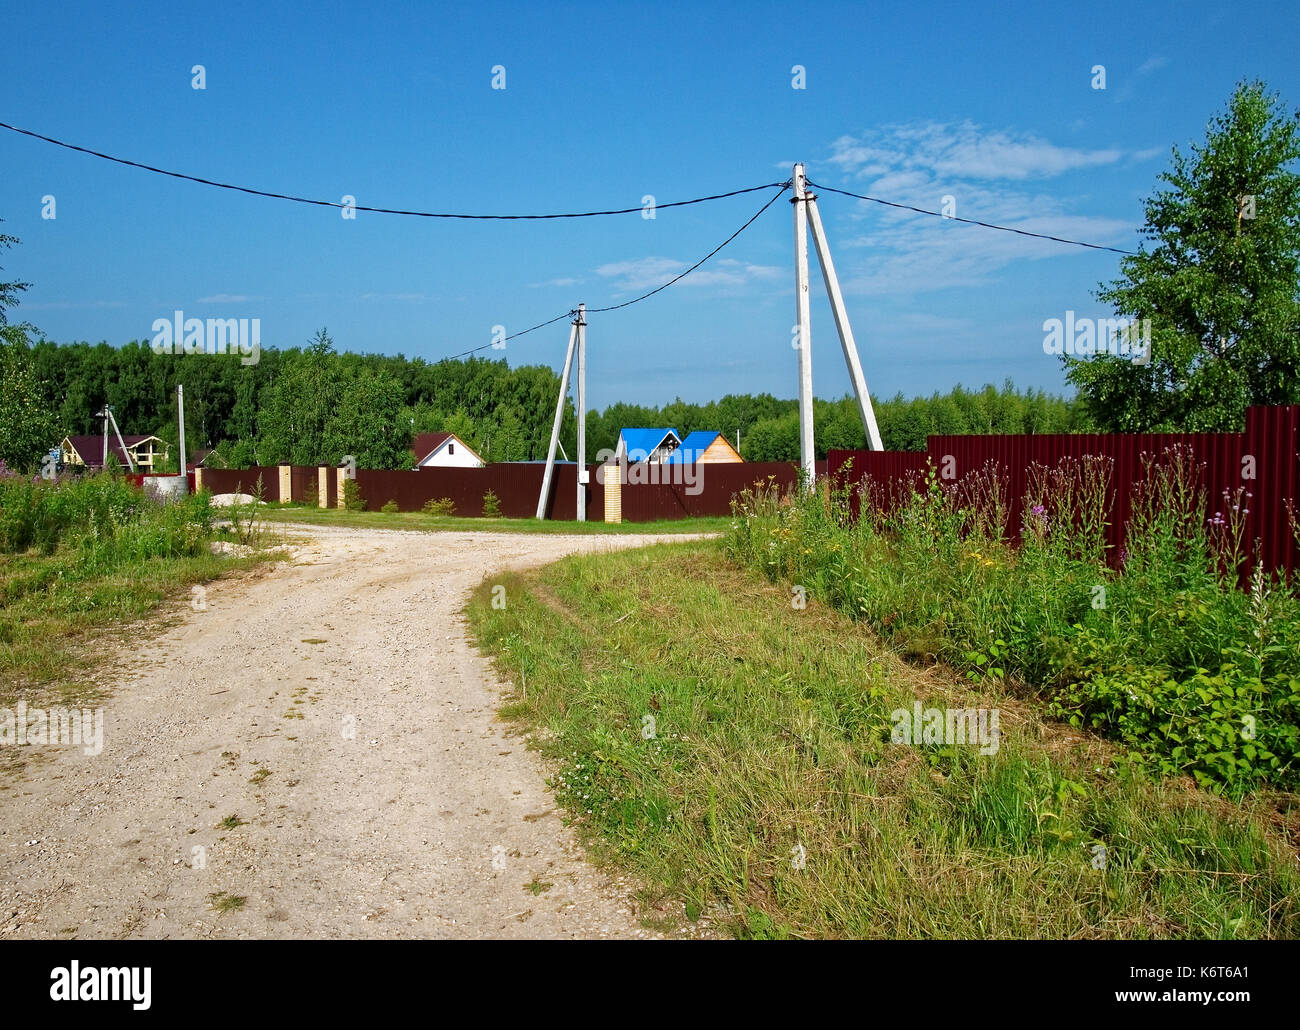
792,163,815,489
536,312,579,519
176,384,189,493
575,303,587,522
789,162,885,487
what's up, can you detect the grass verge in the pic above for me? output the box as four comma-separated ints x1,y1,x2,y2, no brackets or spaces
467,540,1300,939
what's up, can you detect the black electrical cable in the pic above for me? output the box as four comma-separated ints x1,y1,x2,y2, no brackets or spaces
0,120,785,220
806,179,1138,256
437,182,791,361
588,182,790,312
439,310,578,362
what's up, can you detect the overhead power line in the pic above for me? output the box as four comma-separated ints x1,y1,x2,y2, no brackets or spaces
806,179,1138,255
439,183,791,361
588,184,789,313
0,120,785,220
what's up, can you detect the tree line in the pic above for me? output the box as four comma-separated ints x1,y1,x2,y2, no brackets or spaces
1,321,1084,469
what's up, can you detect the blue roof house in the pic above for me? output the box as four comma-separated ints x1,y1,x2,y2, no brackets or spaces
616,428,681,463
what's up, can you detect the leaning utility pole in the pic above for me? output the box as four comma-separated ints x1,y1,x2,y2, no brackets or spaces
536,308,580,519
806,189,883,452
790,162,884,488
98,404,136,472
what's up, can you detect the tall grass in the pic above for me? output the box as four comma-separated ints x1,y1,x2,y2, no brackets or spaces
469,544,1300,939
0,470,255,699
725,450,1300,794
0,472,212,561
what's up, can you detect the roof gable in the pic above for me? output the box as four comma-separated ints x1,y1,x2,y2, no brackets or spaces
617,428,681,461
414,432,483,465
663,430,722,463
412,432,451,460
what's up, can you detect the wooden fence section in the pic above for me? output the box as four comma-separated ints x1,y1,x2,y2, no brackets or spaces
829,405,1300,578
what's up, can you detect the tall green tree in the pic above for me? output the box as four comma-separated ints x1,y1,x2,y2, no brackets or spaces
0,224,57,469
257,328,342,464
325,364,410,468
1066,80,1300,431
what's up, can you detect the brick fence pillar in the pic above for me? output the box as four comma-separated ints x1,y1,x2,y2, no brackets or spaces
603,462,622,523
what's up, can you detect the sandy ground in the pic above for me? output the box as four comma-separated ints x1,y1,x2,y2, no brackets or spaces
0,524,706,939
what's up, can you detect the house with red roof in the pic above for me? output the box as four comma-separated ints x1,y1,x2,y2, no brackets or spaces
59,434,170,471
412,431,484,468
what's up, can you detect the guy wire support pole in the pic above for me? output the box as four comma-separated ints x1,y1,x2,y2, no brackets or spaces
805,186,884,450
536,310,579,519
108,405,136,473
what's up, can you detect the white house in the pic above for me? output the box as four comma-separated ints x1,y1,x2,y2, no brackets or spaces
413,431,484,468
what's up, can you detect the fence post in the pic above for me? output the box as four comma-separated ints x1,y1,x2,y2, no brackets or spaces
278,464,292,503
317,466,328,508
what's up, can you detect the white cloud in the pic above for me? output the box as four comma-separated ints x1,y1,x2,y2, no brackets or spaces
1137,55,1169,75
594,256,781,293
815,122,1139,296
197,293,261,304
528,276,581,289
828,122,1124,182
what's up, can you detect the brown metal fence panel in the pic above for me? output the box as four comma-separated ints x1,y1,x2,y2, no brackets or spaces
1244,405,1300,577
196,407,1298,573
349,463,604,519
831,406,1299,578
289,466,315,503
617,461,804,521
199,466,277,499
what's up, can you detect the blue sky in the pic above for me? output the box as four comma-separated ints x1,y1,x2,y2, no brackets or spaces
3,0,1297,410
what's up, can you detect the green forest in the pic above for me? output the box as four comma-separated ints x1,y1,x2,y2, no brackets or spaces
1,327,1086,471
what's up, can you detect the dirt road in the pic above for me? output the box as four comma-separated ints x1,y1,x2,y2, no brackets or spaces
0,525,701,939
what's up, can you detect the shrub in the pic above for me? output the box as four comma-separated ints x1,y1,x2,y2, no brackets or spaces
422,497,456,516
724,448,1300,794
481,489,501,518
380,499,399,514
342,479,365,512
